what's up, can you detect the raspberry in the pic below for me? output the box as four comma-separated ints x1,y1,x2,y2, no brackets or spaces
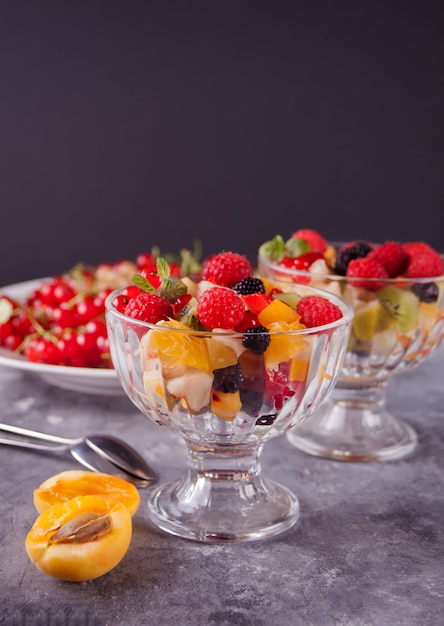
232,277,265,295
124,292,173,323
296,295,343,328
402,241,438,259
368,241,409,277
202,252,253,288
346,257,389,290
334,241,373,275
196,287,245,329
213,363,243,393
291,229,328,253
405,251,444,278
242,326,271,355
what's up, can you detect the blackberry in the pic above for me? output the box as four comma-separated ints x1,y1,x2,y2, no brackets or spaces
232,277,265,295
411,282,439,303
334,241,372,275
242,326,270,355
212,363,243,393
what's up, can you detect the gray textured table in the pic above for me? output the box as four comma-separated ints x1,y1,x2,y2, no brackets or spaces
1,348,443,626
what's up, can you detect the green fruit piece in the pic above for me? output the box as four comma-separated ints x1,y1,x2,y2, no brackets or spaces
272,292,301,310
377,286,419,333
352,299,395,342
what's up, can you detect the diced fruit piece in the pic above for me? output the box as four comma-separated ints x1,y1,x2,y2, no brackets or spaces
264,321,306,370
377,285,420,333
149,320,211,371
280,252,323,270
352,300,395,342
272,292,301,309
241,293,274,315
25,495,132,582
33,470,141,516
289,352,310,382
239,349,265,416
211,389,242,420
164,366,213,412
258,299,301,326
205,337,239,370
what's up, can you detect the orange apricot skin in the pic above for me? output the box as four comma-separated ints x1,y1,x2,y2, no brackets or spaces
25,495,132,582
33,470,141,517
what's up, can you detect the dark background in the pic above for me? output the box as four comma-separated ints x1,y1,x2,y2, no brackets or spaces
1,1,443,286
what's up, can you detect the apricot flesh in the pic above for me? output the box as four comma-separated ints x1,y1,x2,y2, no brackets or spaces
33,470,141,516
26,495,132,581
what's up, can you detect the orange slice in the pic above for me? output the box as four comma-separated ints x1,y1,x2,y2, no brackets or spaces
148,319,211,371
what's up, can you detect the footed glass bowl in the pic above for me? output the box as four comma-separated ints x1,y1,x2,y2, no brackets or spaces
105,283,352,543
258,253,444,462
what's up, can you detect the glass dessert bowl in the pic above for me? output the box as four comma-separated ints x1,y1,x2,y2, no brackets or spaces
105,259,352,543
258,232,444,462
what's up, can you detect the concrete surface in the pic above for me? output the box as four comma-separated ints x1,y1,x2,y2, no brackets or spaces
0,347,443,626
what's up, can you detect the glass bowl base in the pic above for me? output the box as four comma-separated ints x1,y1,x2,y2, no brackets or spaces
147,476,300,543
287,400,417,462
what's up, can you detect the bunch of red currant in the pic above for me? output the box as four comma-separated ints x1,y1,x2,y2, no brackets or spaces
0,248,193,368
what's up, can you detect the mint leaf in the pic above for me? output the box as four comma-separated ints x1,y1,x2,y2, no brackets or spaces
132,274,158,294
285,237,310,258
258,235,286,261
159,277,188,303
156,257,170,278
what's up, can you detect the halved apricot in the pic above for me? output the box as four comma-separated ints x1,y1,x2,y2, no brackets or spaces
33,470,140,516
25,495,132,581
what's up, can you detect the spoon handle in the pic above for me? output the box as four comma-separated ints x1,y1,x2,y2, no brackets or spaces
0,437,65,451
0,422,73,445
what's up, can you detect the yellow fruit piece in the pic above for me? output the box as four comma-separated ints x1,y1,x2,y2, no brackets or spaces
352,299,395,342
26,495,132,582
205,337,239,370
265,321,306,370
258,276,277,295
211,390,242,421
323,245,337,267
289,355,309,382
258,299,301,326
33,470,140,517
149,319,211,371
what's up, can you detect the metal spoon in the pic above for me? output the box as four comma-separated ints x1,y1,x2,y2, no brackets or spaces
0,422,157,486
0,435,152,487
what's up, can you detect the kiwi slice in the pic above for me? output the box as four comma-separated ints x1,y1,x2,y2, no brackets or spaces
352,299,395,342
272,292,301,310
377,285,419,333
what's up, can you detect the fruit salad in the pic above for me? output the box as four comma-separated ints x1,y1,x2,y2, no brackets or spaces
106,253,352,441
258,229,444,374
0,245,201,368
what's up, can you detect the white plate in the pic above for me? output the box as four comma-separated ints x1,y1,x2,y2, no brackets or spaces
0,278,124,396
